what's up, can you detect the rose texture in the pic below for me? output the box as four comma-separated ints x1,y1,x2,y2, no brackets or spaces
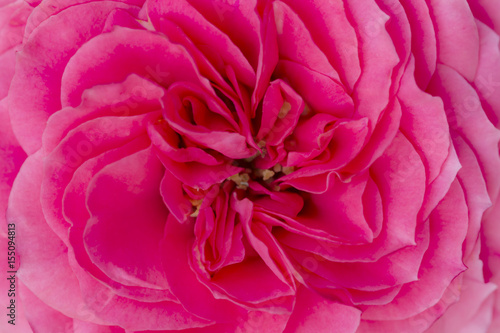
1,0,500,332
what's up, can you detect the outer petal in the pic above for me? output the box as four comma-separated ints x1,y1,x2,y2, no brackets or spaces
8,151,106,323
8,1,141,154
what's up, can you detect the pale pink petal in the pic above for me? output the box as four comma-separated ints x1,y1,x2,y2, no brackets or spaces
428,0,480,81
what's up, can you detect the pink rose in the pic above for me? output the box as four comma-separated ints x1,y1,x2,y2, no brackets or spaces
1,0,500,332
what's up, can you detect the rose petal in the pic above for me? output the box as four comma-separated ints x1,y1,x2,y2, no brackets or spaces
160,214,244,322
19,283,73,333
84,147,169,289
9,1,141,154
427,0,479,81
474,20,500,129
64,135,174,301
42,113,158,246
283,286,361,333
0,99,25,235
147,0,256,87
60,26,211,108
8,151,107,323
362,180,468,320
279,0,360,91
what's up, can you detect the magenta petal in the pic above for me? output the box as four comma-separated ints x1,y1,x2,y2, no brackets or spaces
283,286,361,333
23,0,144,39
295,173,374,243
275,60,353,117
343,0,400,123
0,100,26,233
341,100,402,177
285,113,337,167
60,26,211,108
147,0,256,87
273,1,341,85
210,258,295,310
287,219,428,291
251,2,279,112
42,113,158,246
279,0,360,91
69,256,212,331
9,151,107,323
278,133,426,268
0,0,31,55
9,1,141,154
43,74,165,154
205,197,295,310
280,117,369,189
156,151,242,191
399,58,451,185
429,64,500,201
63,135,174,302
400,0,437,88
160,214,243,322
159,168,193,223
257,80,303,146
362,180,468,320
84,147,169,289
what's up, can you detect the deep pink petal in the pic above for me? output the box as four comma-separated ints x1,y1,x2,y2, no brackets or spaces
343,0,401,123
43,73,165,153
283,286,361,333
160,214,244,322
275,60,353,118
73,320,125,333
84,147,169,289
0,100,26,235
399,0,437,88
272,1,341,85
64,135,175,301
69,257,213,331
42,113,158,246
60,26,211,108
147,0,256,87
362,180,468,320
9,1,141,154
279,0,361,91
8,151,107,323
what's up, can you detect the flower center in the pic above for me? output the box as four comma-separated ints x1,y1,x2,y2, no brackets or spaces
227,158,295,191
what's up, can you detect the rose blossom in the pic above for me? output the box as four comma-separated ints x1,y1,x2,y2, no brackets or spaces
1,0,500,332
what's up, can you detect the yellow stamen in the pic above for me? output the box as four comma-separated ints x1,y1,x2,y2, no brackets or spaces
282,166,295,175
262,170,275,181
278,101,292,119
